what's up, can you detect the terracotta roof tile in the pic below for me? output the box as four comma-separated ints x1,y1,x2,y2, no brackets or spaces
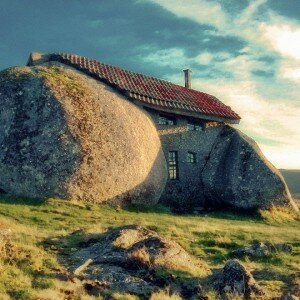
49,53,241,121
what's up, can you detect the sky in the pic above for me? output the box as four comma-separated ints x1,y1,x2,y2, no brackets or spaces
0,0,299,169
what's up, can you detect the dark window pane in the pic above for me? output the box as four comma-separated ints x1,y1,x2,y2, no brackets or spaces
158,116,167,125
187,123,194,130
187,152,196,163
168,151,178,179
159,115,176,125
187,122,203,131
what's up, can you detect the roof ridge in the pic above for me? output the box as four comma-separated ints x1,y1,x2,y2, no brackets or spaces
54,52,222,101
42,52,240,122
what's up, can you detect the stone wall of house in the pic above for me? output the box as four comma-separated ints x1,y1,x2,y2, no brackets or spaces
142,108,297,212
144,108,224,210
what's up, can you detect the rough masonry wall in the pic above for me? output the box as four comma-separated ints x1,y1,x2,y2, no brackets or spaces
144,108,297,212
145,108,223,210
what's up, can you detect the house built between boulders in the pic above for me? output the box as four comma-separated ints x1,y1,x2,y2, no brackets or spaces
0,52,297,212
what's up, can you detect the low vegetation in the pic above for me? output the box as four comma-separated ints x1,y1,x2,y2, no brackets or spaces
0,195,299,299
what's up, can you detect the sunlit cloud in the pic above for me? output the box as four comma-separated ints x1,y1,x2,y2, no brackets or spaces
1,0,299,168
138,0,300,168
261,23,300,60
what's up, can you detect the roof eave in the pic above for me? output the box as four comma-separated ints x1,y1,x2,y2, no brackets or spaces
132,100,240,124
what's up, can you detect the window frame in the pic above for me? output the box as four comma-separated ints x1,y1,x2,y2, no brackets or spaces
168,151,179,180
187,122,203,131
158,114,176,125
187,151,197,164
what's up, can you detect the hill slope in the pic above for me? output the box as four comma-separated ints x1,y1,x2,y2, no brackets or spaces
281,169,300,199
0,196,299,299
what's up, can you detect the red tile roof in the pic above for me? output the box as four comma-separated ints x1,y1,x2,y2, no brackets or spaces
47,53,240,122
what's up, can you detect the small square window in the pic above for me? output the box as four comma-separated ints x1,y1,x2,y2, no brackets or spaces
187,123,194,131
187,152,196,163
158,115,175,125
187,122,203,131
158,116,167,125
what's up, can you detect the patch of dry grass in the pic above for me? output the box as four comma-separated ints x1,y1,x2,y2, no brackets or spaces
259,206,299,223
0,196,299,299
150,288,182,300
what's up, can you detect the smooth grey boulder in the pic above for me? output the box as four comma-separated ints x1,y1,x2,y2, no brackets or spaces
201,125,297,211
0,65,167,204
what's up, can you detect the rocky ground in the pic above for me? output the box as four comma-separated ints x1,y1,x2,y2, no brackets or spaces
0,196,298,299
41,225,298,299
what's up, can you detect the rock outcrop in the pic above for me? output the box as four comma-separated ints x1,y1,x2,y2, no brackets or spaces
201,125,297,211
0,65,167,204
65,225,203,298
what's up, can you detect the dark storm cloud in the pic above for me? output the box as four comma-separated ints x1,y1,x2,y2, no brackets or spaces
0,0,245,78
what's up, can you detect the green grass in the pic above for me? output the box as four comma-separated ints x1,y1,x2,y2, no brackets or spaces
0,195,299,299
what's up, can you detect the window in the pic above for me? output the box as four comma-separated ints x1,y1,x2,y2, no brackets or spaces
168,151,178,179
158,115,175,125
187,122,202,131
187,152,196,164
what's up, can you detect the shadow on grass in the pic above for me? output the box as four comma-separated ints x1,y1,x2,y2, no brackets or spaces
125,204,263,224
0,194,265,222
124,203,173,215
203,209,262,222
0,194,46,206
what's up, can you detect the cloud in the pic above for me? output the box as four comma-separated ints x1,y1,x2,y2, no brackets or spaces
196,52,213,65
140,48,190,68
139,0,300,168
236,0,267,25
148,45,300,169
144,0,228,29
144,0,300,61
190,77,300,169
261,23,300,60
1,0,299,168
279,62,300,82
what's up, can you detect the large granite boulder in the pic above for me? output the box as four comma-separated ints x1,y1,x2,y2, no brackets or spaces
0,64,167,204
201,125,297,211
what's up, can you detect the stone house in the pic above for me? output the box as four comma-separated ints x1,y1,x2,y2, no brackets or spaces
27,52,242,208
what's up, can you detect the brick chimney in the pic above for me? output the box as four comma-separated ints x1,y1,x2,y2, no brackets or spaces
183,69,192,89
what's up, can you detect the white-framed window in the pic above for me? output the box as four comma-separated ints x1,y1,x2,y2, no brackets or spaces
187,152,196,163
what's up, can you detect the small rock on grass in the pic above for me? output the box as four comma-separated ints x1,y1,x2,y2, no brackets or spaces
213,259,263,299
232,240,292,258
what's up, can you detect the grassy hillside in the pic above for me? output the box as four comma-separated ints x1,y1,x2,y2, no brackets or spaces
281,169,300,199
0,196,299,299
